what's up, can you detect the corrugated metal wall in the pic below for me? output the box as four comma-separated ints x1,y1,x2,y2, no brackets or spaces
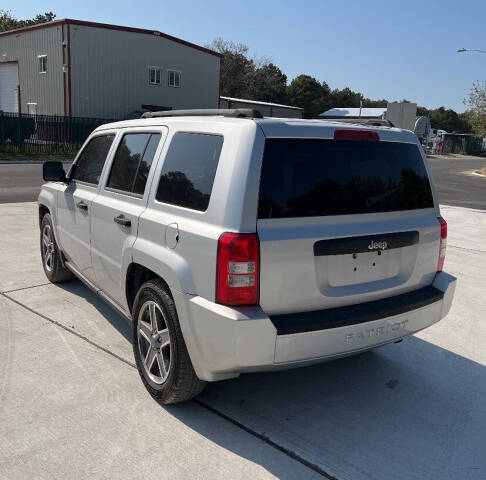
69,25,220,118
0,25,64,115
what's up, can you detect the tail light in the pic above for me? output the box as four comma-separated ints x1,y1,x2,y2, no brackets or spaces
334,129,379,141
216,233,259,306
437,216,447,272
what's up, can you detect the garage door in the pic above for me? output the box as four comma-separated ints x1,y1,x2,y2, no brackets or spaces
0,63,19,113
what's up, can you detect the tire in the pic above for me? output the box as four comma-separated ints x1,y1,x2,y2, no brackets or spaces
40,213,73,283
132,279,206,404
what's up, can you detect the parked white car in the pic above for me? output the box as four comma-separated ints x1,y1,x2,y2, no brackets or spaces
38,109,456,403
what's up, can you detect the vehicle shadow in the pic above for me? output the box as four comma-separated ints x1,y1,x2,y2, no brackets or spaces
164,338,485,480
53,280,485,479
58,279,132,344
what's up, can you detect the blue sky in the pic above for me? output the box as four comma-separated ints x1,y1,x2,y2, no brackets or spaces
4,0,486,112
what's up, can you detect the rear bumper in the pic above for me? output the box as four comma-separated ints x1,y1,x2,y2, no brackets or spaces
174,272,456,382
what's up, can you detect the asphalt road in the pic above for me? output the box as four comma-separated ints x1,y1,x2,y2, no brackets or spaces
0,162,72,204
0,155,485,208
427,155,486,210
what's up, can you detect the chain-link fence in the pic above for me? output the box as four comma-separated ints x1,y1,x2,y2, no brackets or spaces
0,112,118,155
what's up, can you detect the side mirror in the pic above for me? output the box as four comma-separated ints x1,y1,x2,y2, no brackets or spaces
43,161,67,182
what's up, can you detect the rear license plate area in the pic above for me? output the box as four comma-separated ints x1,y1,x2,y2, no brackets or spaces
314,231,419,288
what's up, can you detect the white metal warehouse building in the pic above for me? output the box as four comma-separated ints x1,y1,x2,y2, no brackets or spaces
0,19,221,118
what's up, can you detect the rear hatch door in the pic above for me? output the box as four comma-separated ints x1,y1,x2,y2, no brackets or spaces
256,134,440,315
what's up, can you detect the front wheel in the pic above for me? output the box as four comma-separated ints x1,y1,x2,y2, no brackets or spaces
132,279,206,404
40,213,73,283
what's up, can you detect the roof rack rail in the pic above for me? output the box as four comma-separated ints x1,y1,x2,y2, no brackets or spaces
141,108,263,119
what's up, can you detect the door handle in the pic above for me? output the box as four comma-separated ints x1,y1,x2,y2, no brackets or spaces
76,201,88,211
113,214,131,227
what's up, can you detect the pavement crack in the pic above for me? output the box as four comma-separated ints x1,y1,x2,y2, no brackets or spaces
0,292,136,369
1,290,338,479
449,244,486,254
193,399,338,479
2,282,52,294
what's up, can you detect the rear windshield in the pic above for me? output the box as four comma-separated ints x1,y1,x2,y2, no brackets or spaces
258,139,434,219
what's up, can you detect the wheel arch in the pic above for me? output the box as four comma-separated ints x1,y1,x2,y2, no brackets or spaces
125,263,173,314
38,187,64,248
125,261,211,384
38,203,50,228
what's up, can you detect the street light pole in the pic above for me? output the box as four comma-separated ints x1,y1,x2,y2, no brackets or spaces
457,48,486,54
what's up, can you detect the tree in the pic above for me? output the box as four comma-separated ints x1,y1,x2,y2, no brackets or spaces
330,87,362,108
362,98,388,108
208,36,470,126
426,106,470,132
417,106,429,117
208,38,289,104
464,81,486,137
248,63,287,104
287,75,329,118
0,10,56,32
319,81,333,113
208,38,255,98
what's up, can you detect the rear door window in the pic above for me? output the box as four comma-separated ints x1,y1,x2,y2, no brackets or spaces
72,134,115,185
258,139,434,219
155,132,223,211
106,133,161,195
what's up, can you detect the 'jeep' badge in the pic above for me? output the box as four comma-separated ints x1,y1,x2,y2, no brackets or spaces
368,240,387,251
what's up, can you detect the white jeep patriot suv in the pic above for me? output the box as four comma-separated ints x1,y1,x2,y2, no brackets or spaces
38,109,456,404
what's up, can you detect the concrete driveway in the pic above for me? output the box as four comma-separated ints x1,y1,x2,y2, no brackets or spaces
0,202,484,479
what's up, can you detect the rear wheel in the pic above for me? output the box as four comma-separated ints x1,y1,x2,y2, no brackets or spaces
132,279,206,404
40,213,73,283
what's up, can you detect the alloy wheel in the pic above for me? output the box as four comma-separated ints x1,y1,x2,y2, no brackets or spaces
42,224,55,272
137,301,171,384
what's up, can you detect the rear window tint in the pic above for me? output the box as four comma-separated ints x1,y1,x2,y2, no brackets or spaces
258,139,434,219
156,132,223,211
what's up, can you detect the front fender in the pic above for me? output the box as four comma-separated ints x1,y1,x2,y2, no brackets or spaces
38,185,63,249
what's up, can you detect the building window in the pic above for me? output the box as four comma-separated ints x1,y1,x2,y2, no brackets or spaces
149,66,161,85
38,55,47,73
27,103,37,115
168,70,181,88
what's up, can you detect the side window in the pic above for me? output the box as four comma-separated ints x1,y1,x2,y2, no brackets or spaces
72,134,115,185
155,132,223,211
106,133,161,195
133,134,160,194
